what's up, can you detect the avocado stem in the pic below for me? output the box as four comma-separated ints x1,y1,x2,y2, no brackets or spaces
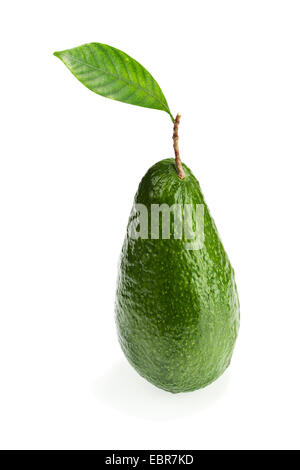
173,113,185,179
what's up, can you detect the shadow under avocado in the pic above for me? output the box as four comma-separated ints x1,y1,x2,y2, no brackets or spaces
93,360,230,421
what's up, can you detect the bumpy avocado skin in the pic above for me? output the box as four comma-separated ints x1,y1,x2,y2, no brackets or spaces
115,159,239,393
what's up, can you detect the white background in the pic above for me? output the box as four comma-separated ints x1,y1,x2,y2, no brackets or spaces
0,0,299,450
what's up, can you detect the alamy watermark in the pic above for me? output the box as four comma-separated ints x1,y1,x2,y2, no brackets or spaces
128,203,205,250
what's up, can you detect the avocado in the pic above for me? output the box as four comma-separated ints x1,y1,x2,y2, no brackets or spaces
115,158,239,393
53,43,239,393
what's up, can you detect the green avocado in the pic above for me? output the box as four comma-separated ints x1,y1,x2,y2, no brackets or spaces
115,158,239,393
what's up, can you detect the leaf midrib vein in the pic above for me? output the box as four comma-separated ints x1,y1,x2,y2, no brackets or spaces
62,53,169,112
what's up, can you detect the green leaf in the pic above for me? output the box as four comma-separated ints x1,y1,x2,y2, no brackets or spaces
54,43,174,121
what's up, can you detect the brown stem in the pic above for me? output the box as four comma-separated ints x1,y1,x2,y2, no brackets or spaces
173,113,185,179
